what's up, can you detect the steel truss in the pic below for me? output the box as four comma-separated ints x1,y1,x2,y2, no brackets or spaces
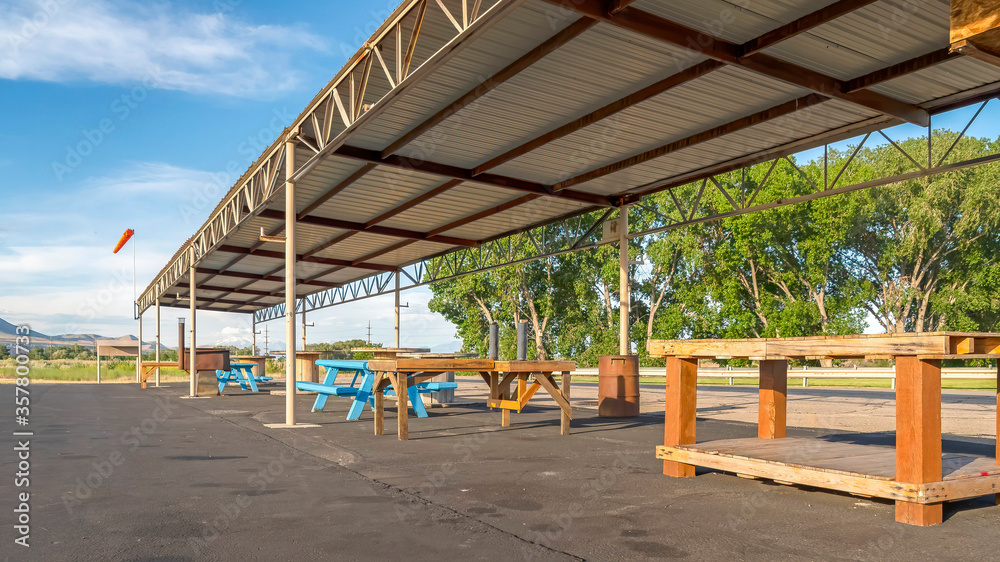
254,100,1000,324
138,0,509,313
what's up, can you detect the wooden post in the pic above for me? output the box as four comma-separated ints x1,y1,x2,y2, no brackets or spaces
895,356,943,526
374,373,385,436
664,356,698,477
560,371,572,436
395,372,409,440
518,373,527,412
758,359,788,439
501,376,511,427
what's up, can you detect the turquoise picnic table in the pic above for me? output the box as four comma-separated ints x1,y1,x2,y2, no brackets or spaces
296,359,456,420
217,362,273,393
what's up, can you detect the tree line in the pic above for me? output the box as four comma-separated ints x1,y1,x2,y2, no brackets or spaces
428,132,1000,366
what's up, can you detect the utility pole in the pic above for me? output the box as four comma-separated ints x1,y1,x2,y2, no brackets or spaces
301,310,314,351
367,321,372,345
263,325,270,356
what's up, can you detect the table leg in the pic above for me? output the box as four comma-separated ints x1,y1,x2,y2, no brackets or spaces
500,375,511,427
758,359,787,439
560,371,571,436
895,356,943,526
374,373,384,436
518,374,527,413
664,356,698,477
394,372,409,441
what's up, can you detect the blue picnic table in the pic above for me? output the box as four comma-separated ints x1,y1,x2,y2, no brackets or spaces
296,359,456,420
217,362,274,393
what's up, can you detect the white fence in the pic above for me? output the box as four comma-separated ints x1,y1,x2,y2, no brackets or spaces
569,366,997,389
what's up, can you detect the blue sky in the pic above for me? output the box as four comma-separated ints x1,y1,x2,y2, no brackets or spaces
1,0,996,349
0,0,460,349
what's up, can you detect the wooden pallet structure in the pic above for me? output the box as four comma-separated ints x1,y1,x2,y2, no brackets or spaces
647,332,1000,526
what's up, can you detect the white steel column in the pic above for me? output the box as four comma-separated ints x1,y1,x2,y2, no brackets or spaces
189,248,197,397
155,297,161,387
619,205,630,356
394,272,401,348
284,139,297,426
136,311,142,383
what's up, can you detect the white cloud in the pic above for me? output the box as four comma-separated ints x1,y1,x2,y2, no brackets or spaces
0,0,326,97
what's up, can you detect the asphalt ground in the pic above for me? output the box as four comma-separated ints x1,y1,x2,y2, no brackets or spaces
2,381,999,561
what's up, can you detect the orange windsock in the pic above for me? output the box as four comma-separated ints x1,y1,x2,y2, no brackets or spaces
113,229,134,254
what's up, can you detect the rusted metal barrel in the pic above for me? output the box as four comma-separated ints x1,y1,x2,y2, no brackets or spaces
598,355,640,418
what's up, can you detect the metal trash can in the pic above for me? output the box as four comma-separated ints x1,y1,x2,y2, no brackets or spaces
598,355,640,418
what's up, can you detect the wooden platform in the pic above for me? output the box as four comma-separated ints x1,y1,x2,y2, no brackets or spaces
656,438,1000,504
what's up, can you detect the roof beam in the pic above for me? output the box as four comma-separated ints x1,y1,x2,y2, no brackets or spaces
194,267,339,288
303,240,416,283
364,178,464,227
426,193,540,237
173,292,273,308
197,284,274,297
546,0,929,126
472,59,725,176
844,48,960,92
297,163,377,218
216,243,401,271
739,0,878,57
554,93,828,191
379,17,598,158
334,144,612,206
255,208,479,247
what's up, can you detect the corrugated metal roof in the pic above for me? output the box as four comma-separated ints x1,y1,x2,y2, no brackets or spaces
142,0,1000,314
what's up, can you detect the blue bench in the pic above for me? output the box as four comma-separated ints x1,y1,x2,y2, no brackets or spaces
297,360,457,420
217,362,271,393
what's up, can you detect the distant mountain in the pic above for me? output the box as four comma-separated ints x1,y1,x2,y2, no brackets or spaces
0,317,136,350
430,341,462,353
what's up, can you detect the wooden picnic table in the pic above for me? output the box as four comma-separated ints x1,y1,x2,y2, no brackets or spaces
394,353,479,404
232,355,268,379
648,332,1000,526
365,358,576,440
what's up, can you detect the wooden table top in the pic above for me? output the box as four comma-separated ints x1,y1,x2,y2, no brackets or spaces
648,332,1000,360
367,358,577,373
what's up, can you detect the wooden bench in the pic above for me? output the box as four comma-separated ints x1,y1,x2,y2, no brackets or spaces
139,361,176,389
